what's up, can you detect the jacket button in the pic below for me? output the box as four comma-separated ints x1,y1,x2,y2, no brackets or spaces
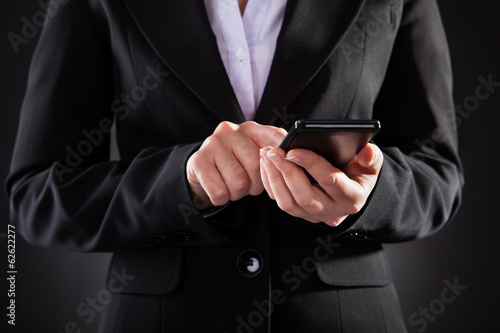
237,249,263,277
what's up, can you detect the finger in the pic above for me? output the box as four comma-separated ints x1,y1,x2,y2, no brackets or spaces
185,166,213,210
263,148,321,222
230,133,264,196
345,143,384,188
214,148,252,202
284,149,353,203
260,147,274,199
240,121,288,148
357,142,378,167
285,147,380,216
214,121,269,196
187,153,229,207
202,132,252,201
266,147,338,222
185,177,212,210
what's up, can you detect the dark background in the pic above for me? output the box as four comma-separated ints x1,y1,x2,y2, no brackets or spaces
1,0,498,332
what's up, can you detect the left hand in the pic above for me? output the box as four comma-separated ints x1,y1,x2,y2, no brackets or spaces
259,143,383,227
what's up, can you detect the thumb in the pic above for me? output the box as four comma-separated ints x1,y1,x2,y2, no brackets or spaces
356,143,381,168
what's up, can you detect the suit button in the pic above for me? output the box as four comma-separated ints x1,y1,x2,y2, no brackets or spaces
237,250,263,277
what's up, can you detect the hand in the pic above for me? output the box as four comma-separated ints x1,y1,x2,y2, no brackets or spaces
186,121,287,209
259,143,383,226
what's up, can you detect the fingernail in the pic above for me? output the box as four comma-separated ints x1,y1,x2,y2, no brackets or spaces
260,146,273,155
267,152,282,164
262,152,272,164
285,155,302,163
370,148,377,166
365,149,376,167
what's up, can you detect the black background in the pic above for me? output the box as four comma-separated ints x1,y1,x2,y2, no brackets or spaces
1,1,499,332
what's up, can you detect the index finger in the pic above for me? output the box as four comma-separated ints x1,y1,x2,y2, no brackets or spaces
240,121,287,148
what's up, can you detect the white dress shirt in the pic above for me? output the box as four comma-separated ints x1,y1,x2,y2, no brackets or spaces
204,0,287,120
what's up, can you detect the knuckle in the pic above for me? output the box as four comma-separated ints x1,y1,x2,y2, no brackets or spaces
189,152,203,165
280,166,297,180
188,153,206,173
243,120,258,128
241,121,262,138
247,161,261,176
346,197,365,215
229,176,251,194
318,174,336,187
240,143,259,158
317,178,337,192
224,160,243,175
216,121,237,134
276,199,295,212
248,185,264,196
267,173,282,183
324,218,343,227
186,154,196,171
274,126,287,137
296,156,316,174
208,188,229,206
295,195,316,210
202,135,220,149
272,126,288,142
352,200,365,213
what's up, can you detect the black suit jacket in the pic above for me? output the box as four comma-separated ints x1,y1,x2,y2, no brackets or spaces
7,0,463,331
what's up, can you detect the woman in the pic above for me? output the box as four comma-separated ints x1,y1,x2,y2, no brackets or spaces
7,0,463,331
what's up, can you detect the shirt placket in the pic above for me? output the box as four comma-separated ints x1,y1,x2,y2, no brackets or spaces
217,0,255,119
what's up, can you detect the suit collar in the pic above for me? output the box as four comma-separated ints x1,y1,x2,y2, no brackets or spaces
122,0,245,123
255,0,367,125
123,0,366,125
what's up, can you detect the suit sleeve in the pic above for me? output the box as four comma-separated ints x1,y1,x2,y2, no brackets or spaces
5,0,228,252
340,0,464,243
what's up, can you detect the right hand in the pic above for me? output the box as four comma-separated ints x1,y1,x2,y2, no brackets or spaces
186,121,287,209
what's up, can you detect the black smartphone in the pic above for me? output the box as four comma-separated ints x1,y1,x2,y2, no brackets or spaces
279,119,381,170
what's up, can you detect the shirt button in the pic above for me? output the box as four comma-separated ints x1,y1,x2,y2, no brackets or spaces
236,48,247,61
237,249,263,277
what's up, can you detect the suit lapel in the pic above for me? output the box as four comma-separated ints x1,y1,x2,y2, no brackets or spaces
255,0,367,126
122,0,245,123
122,0,366,126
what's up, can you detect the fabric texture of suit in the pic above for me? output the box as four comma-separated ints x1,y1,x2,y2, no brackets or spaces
6,0,464,332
